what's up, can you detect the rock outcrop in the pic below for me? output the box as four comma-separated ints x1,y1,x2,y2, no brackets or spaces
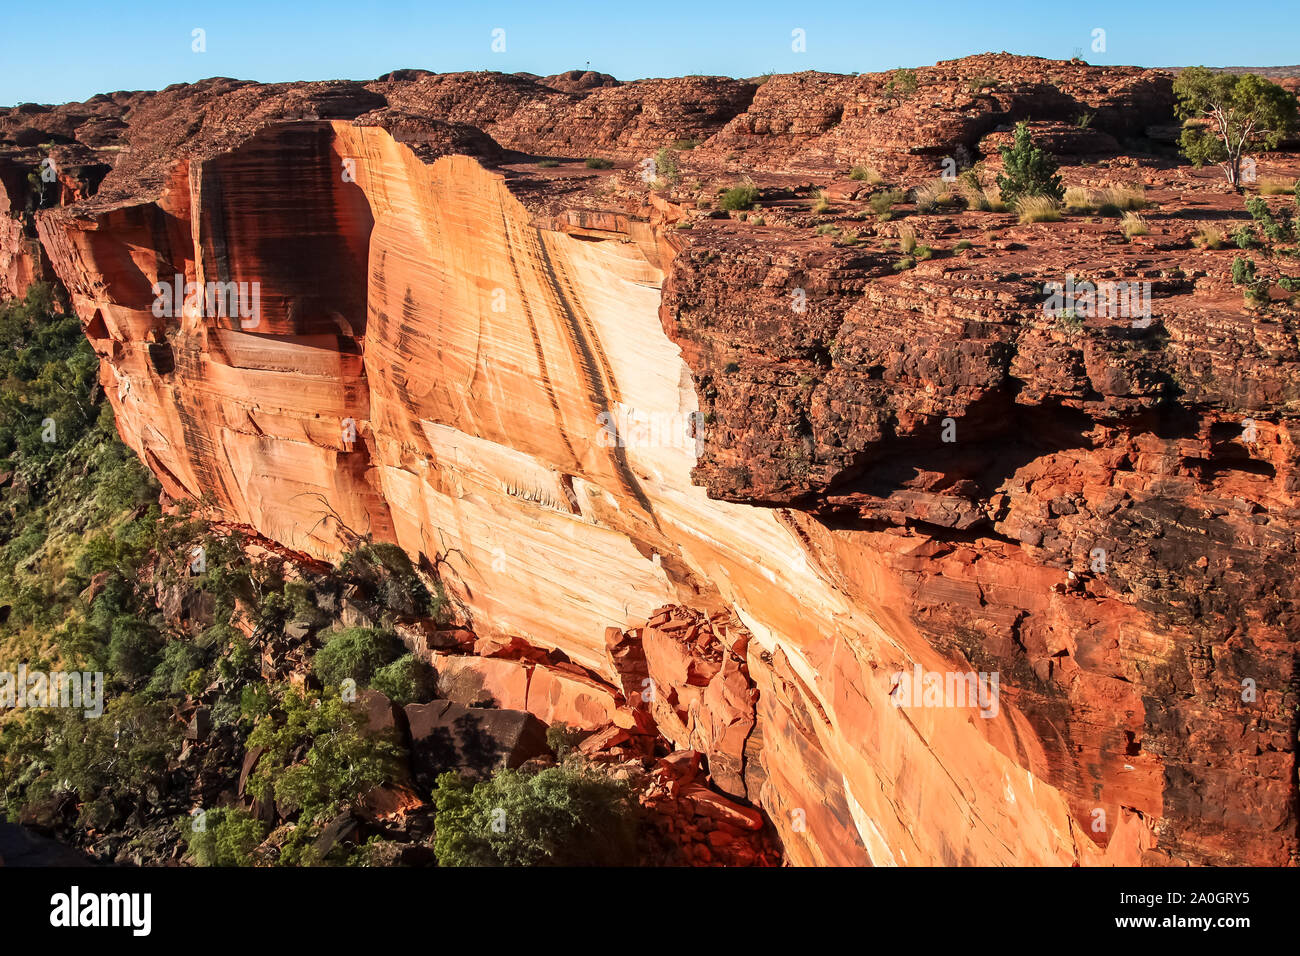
5,54,1299,866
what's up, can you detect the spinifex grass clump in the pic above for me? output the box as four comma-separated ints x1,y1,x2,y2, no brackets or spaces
1063,184,1145,215
1258,176,1296,196
719,183,760,211
1096,184,1147,212
1064,186,1093,213
1193,224,1225,249
1016,195,1061,224
914,178,957,213
869,188,904,218
955,171,995,211
1121,212,1149,237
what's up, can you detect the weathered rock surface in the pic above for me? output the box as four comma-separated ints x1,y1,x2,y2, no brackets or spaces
606,607,758,799
404,700,550,784
7,54,1300,866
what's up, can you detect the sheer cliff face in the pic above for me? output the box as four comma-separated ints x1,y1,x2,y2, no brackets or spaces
12,57,1299,866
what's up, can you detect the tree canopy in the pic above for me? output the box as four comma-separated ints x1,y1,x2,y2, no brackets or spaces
1174,67,1298,188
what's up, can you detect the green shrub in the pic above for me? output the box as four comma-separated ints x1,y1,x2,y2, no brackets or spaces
536,158,559,168
883,69,918,100
1231,256,1271,306
1245,196,1293,243
240,683,272,720
584,157,613,169
545,723,588,757
2,694,182,821
312,627,404,691
370,653,435,705
432,765,636,866
869,189,903,216
654,147,679,184
719,184,759,211
107,615,164,683
1232,256,1256,286
1245,284,1271,307
185,806,267,866
245,688,405,826
216,630,258,683
996,123,1064,203
338,542,437,618
148,639,209,696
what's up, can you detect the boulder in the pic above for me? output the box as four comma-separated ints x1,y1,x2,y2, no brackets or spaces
403,700,549,783
357,689,408,740
185,707,211,742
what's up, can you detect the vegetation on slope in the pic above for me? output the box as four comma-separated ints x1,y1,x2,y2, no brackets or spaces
0,285,647,867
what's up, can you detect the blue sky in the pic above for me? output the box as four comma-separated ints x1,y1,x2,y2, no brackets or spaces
3,0,1298,106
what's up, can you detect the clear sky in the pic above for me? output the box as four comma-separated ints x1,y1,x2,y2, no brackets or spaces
3,0,1298,106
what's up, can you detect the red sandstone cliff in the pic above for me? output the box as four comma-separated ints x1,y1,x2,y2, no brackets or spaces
3,54,1297,866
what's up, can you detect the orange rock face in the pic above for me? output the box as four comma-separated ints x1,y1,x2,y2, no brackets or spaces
8,56,1300,866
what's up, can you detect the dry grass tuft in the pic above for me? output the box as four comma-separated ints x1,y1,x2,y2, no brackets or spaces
1192,223,1224,249
1016,195,1061,224
1258,176,1297,196
913,178,956,213
1120,212,1149,237
1064,186,1093,213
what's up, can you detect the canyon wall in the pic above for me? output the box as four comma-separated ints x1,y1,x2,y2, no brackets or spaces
4,55,1297,865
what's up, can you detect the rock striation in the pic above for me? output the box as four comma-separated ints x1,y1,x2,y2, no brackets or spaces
4,53,1298,866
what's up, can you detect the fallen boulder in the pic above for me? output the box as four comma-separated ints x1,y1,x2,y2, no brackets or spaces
404,700,549,784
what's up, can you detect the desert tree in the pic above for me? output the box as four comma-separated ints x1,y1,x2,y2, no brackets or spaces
1174,67,1298,189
